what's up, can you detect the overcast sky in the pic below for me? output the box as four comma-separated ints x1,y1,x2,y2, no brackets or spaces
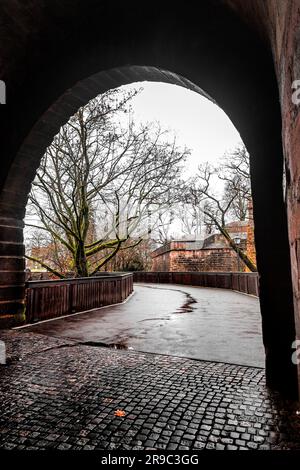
119,82,243,175
25,81,245,244
115,82,244,239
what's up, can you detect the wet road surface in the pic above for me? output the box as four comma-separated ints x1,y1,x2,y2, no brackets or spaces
22,283,264,367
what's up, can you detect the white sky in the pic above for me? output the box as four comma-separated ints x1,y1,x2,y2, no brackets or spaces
119,82,243,174
114,82,244,239
25,81,244,246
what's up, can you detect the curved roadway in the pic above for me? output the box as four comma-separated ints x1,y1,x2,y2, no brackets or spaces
23,283,264,367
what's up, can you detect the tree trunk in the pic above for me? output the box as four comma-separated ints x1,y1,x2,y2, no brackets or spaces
75,242,89,277
219,225,257,272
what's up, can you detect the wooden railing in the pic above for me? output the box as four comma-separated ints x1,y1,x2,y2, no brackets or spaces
25,273,133,323
133,271,259,297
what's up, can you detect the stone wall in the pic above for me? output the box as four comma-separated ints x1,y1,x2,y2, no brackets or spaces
152,242,245,273
271,1,300,344
151,252,170,272
227,0,300,394
170,248,241,272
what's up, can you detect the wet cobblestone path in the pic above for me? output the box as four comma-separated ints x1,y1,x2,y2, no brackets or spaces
0,330,300,450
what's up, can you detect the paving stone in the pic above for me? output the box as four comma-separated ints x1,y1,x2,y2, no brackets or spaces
221,437,234,444
0,330,299,451
236,426,246,433
247,441,258,449
206,442,216,449
57,443,72,450
236,439,246,446
193,441,206,449
183,434,196,440
216,443,225,450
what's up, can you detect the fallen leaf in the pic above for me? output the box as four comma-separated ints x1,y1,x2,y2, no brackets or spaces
114,409,126,417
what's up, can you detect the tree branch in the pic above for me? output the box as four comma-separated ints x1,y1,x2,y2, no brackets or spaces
25,255,66,279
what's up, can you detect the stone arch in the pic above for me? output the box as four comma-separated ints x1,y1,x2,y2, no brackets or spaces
0,1,297,397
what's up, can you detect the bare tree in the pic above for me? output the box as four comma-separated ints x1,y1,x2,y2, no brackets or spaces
152,210,175,245
184,144,257,272
102,238,154,272
220,144,251,221
25,88,189,277
174,201,205,239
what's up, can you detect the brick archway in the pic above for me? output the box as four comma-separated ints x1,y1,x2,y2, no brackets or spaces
0,1,298,398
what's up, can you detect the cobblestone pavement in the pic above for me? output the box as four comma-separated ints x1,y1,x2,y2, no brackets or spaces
0,330,300,450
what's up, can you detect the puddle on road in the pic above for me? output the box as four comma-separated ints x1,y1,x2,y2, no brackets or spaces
176,293,197,314
77,289,197,351
140,317,170,322
137,284,197,315
139,292,197,320
80,339,131,350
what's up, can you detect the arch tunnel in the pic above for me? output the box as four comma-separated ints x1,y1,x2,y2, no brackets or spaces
0,0,299,398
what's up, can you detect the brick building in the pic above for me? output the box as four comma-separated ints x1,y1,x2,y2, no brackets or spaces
151,220,256,272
